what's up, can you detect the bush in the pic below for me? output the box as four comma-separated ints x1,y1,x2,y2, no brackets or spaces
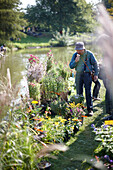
50,28,74,47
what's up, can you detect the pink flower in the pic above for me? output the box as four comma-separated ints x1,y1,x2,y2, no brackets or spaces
29,58,33,61
77,107,80,112
33,60,36,62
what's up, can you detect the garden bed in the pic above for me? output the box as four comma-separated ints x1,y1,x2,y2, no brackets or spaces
0,50,112,170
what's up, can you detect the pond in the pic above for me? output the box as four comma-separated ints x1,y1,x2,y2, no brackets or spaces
0,45,102,117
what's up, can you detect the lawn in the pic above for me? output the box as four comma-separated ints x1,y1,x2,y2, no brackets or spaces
10,33,53,49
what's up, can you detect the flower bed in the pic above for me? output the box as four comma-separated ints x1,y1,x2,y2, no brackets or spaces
91,123,113,169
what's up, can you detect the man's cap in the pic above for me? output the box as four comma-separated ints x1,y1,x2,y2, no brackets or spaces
75,42,85,50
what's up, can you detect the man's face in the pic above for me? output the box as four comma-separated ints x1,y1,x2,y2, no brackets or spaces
76,49,85,55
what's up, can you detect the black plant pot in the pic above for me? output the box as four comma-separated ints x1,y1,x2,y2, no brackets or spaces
37,161,51,170
73,126,79,134
64,130,70,142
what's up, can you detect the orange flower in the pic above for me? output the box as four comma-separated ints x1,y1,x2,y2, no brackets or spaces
81,115,87,117
95,155,99,162
33,118,40,121
34,127,43,132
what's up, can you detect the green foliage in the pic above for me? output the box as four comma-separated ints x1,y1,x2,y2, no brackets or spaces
70,94,84,104
0,110,42,169
41,115,82,143
50,28,74,47
50,100,68,116
28,81,40,100
102,0,113,19
46,50,53,72
41,71,68,102
56,62,70,81
0,0,27,44
25,0,96,33
27,55,46,83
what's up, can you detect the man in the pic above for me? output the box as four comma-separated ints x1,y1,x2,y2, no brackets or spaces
69,42,98,116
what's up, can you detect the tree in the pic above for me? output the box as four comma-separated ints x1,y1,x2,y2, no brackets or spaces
0,0,27,44
25,0,96,33
102,0,113,19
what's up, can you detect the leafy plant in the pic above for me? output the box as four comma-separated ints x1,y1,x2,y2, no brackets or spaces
27,55,46,83
67,102,85,118
70,94,84,104
92,123,113,156
56,62,70,81
0,68,20,115
46,50,53,72
28,54,40,64
50,100,68,116
0,111,42,169
28,81,40,101
50,28,74,47
41,71,68,102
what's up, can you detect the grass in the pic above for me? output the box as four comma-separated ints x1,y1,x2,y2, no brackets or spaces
9,32,96,50
18,33,52,44
49,80,108,170
10,33,53,50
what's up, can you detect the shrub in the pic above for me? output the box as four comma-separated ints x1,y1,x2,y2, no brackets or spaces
28,81,40,100
50,28,74,47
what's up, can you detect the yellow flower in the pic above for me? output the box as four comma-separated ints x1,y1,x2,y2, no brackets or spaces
31,100,38,104
40,118,45,121
61,119,67,123
66,108,70,110
55,122,59,125
76,103,80,107
72,118,78,121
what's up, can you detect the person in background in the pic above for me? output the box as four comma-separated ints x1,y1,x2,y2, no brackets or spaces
98,63,113,120
92,63,101,101
92,80,101,101
0,44,6,53
69,42,98,116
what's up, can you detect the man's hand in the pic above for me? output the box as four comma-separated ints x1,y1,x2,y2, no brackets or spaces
75,54,80,62
94,75,98,82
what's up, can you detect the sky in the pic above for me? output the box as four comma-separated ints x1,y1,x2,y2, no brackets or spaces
20,0,100,9
20,0,36,8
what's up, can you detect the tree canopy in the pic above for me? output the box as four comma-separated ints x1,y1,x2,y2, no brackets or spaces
102,0,113,19
0,0,27,44
25,0,96,33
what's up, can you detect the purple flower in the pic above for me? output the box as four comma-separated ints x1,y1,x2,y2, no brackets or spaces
70,109,73,113
103,125,108,128
104,155,110,160
109,160,113,163
91,124,95,128
94,128,97,131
